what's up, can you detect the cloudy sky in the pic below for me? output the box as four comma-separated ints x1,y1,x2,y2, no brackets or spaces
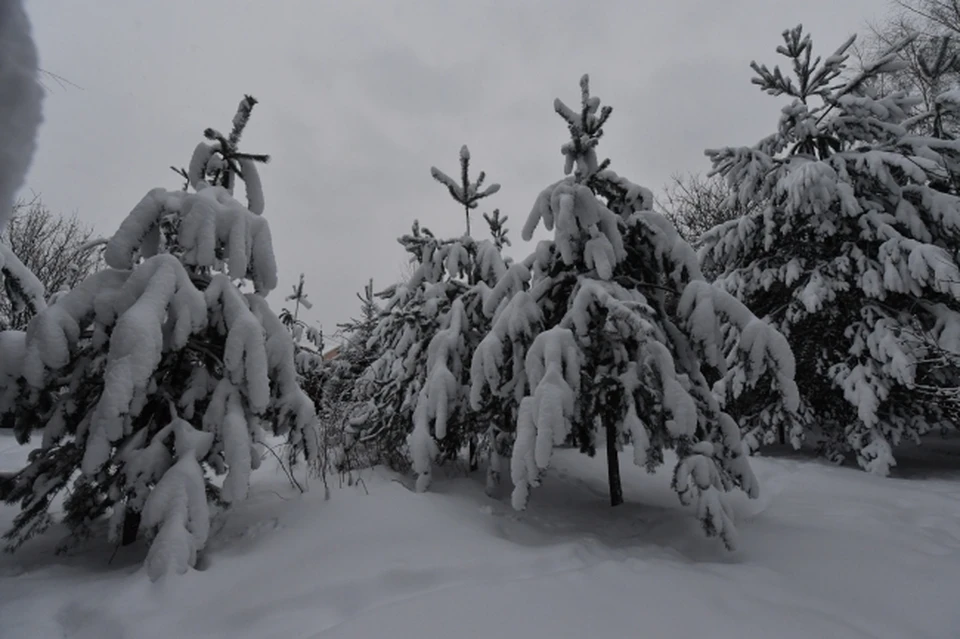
22,0,886,340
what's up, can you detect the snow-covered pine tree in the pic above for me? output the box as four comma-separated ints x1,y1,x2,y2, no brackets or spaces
280,273,325,407
430,144,501,238
325,278,380,409
0,96,318,580
471,76,799,548
703,26,960,474
350,223,443,471
358,148,512,488
319,279,382,472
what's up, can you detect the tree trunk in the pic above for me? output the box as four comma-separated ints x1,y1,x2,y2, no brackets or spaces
0,471,12,500
121,509,141,546
605,421,624,507
468,436,479,472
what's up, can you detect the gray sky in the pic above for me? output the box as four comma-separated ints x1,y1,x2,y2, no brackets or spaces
22,0,886,340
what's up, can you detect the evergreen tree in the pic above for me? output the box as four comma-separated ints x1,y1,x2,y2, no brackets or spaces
326,278,380,407
471,76,798,548
430,145,501,238
320,279,383,472
280,273,325,407
359,149,512,486
0,97,318,580
703,26,960,474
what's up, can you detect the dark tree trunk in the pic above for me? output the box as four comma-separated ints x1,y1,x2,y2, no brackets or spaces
605,421,624,507
121,509,141,546
468,436,479,472
0,471,12,500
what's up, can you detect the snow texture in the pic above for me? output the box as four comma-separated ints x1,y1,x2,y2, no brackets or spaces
510,327,579,509
141,419,214,582
411,299,466,491
84,255,207,474
0,242,45,315
238,157,265,215
106,186,279,295
2,437,958,638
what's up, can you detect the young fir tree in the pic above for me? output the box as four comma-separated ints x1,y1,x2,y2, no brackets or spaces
280,273,325,407
360,148,512,486
320,279,382,470
0,96,318,580
703,26,960,474
326,278,380,408
471,76,799,548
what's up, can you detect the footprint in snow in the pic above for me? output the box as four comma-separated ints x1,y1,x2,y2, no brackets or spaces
241,517,281,539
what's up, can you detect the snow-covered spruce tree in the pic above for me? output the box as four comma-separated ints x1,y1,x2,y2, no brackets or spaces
471,76,798,548
0,96,318,580
318,279,382,473
280,273,325,407
358,148,512,488
325,278,380,410
703,26,960,474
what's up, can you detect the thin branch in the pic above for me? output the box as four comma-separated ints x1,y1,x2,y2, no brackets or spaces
259,443,305,494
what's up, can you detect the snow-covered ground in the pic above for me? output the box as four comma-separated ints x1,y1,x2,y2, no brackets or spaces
1,433,959,639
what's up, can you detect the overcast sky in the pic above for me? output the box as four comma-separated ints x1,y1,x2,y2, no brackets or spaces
22,0,887,341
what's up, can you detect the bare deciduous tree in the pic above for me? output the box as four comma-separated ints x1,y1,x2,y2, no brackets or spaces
0,198,100,329
658,173,758,244
858,1,960,138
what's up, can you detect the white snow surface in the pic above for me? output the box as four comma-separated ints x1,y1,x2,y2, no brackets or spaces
2,434,958,639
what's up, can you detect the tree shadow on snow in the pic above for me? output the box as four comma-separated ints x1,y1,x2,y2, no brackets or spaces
438,453,740,566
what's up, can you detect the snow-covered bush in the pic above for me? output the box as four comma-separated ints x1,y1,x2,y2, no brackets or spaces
279,273,325,407
357,148,513,488
704,26,960,474
471,76,799,549
0,97,318,580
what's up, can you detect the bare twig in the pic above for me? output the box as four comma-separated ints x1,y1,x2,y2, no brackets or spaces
260,443,305,494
